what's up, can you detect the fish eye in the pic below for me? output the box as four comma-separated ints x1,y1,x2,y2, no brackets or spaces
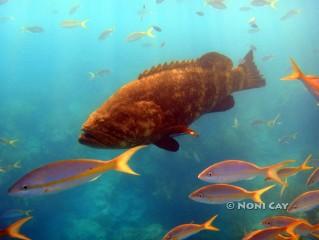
198,193,204,198
22,185,28,190
208,171,213,176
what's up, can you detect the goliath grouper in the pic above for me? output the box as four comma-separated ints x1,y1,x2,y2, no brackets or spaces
79,50,265,152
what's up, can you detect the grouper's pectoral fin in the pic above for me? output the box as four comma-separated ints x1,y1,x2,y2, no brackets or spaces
154,136,179,152
210,95,234,112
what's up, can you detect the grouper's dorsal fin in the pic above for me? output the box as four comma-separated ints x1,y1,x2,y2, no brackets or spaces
138,60,195,79
198,52,233,70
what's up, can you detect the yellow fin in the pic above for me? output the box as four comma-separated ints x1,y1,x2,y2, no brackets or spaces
112,145,146,175
202,214,219,232
265,160,295,186
280,178,288,197
251,185,276,204
146,27,155,38
300,154,313,171
6,216,32,240
281,58,304,81
80,19,89,29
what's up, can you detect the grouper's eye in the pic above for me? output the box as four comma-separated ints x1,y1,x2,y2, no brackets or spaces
22,185,28,190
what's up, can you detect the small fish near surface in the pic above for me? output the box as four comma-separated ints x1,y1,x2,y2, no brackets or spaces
198,159,294,186
69,4,80,15
251,0,278,9
196,11,205,16
0,216,32,240
152,25,162,32
8,146,145,196
0,0,8,5
88,69,110,80
126,27,155,42
162,215,219,240
205,0,227,10
281,9,301,21
99,28,114,41
21,26,44,33
79,50,265,152
281,58,319,103
262,55,275,62
0,209,32,219
0,138,18,147
278,132,298,144
240,6,251,11
189,184,275,204
0,16,14,23
60,19,88,29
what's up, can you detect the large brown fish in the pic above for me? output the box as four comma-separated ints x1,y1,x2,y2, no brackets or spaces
79,50,265,152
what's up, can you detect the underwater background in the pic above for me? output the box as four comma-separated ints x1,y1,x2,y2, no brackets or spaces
1,0,319,239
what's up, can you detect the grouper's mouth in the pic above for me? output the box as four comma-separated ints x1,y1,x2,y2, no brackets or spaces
78,131,106,148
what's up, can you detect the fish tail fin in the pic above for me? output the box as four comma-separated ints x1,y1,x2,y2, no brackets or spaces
146,27,155,38
231,50,265,92
112,145,146,175
281,58,305,81
201,215,219,232
269,0,278,9
264,160,295,186
285,220,307,239
88,72,96,79
80,19,89,29
300,154,313,171
280,178,288,197
251,185,275,204
6,216,32,240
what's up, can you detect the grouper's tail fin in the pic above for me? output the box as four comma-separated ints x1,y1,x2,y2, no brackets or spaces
232,50,266,92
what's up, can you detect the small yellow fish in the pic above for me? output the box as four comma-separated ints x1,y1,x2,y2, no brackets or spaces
162,214,219,240
9,146,146,196
0,138,18,147
126,27,155,42
189,184,275,204
250,0,278,9
60,19,88,29
262,215,302,228
0,216,32,240
199,159,295,186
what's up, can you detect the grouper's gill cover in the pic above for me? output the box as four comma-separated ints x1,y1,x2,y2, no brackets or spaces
79,50,265,152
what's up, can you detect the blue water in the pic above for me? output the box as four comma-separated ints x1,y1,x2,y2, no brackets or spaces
1,0,319,239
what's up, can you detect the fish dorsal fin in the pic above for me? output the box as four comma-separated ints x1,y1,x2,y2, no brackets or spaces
138,60,195,79
198,52,233,70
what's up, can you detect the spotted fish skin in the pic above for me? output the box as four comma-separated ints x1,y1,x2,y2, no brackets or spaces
79,50,265,151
